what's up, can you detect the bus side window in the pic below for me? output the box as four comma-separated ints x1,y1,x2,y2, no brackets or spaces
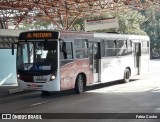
60,52,64,60
61,42,73,60
117,40,128,56
75,39,88,59
141,40,149,54
105,40,117,57
127,40,132,54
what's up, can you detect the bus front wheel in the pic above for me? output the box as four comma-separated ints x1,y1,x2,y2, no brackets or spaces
123,68,131,83
41,90,50,95
74,74,85,94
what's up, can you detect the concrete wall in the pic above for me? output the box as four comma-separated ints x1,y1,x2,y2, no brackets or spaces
0,49,17,85
0,29,24,37
0,29,24,86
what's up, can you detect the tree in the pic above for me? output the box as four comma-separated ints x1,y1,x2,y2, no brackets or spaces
18,20,54,30
141,7,160,52
18,9,148,37
117,11,146,35
71,10,147,35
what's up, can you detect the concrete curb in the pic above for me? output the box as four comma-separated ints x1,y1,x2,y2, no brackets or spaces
8,88,24,94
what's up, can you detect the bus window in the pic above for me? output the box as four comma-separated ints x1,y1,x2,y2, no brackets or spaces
142,41,149,54
17,41,57,72
60,42,73,66
61,42,73,60
75,39,88,59
117,40,128,56
66,42,73,59
116,40,127,48
104,40,117,57
45,50,57,64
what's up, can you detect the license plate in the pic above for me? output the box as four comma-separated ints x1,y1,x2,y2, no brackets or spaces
31,84,38,88
36,76,43,80
35,76,47,82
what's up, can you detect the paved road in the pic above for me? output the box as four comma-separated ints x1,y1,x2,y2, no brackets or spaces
0,59,160,122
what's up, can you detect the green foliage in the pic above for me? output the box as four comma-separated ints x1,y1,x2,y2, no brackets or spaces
117,11,147,35
18,20,53,30
18,7,160,53
72,10,147,35
71,13,114,31
141,7,160,52
71,18,84,31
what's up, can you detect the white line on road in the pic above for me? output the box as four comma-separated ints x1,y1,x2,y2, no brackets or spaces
30,101,48,107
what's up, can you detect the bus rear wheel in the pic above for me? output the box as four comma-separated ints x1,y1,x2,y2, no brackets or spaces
123,68,131,83
74,74,85,94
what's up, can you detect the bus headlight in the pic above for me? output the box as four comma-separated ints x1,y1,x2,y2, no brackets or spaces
50,75,56,80
17,74,20,78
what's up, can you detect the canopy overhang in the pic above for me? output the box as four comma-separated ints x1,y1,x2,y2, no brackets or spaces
0,0,159,30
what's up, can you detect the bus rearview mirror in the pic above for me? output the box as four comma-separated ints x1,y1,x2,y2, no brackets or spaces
62,42,66,52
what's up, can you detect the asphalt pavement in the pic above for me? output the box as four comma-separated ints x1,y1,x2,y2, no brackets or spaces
0,85,23,97
0,59,160,122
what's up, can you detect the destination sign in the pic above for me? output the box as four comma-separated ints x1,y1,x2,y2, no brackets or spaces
19,31,59,40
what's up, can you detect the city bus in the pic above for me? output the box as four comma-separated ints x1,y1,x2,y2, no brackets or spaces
12,30,150,94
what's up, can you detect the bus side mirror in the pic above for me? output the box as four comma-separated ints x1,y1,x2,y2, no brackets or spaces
12,43,18,55
62,42,66,53
61,42,67,59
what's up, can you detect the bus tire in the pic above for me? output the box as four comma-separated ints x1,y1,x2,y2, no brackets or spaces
123,68,131,83
74,74,85,94
41,90,50,95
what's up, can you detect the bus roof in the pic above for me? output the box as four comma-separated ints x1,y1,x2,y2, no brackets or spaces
19,30,93,40
60,31,150,42
94,33,150,41
18,30,150,41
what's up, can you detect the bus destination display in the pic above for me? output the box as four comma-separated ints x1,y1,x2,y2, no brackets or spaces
19,31,59,40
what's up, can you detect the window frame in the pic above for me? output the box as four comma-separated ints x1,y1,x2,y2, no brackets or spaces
74,38,89,59
60,41,74,60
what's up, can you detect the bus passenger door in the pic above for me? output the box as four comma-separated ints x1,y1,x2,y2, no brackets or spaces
133,43,141,75
89,42,100,83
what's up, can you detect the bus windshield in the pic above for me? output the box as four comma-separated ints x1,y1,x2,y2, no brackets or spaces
17,41,57,74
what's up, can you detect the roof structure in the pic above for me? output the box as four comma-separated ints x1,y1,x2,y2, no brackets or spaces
0,0,160,30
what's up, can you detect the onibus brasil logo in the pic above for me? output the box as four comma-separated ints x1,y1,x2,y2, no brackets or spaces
2,114,42,120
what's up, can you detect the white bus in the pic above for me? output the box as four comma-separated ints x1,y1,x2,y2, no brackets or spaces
12,30,150,94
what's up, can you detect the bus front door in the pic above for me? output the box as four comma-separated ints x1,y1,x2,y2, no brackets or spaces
134,43,141,75
89,42,100,83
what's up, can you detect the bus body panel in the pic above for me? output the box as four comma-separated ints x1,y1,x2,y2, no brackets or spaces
60,59,90,90
140,55,150,74
17,78,60,91
100,56,135,83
